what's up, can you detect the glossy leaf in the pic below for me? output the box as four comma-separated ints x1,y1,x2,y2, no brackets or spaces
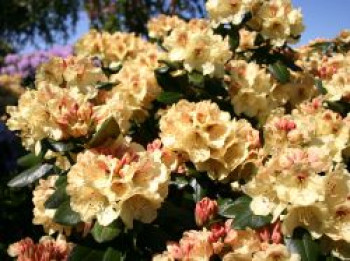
53,200,81,226
96,82,117,90
45,140,76,153
285,228,321,261
88,117,120,148
17,152,43,168
44,185,69,209
103,248,124,261
315,78,327,95
269,61,290,84
91,222,121,243
156,91,183,105
7,164,54,188
218,196,272,229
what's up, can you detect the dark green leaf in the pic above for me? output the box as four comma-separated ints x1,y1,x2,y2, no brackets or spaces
44,185,69,209
96,82,117,90
68,245,104,261
315,78,327,95
285,228,321,261
55,175,67,187
170,176,189,189
269,61,290,84
17,153,43,168
188,72,204,87
155,66,170,75
218,196,272,229
7,164,54,188
46,140,76,153
326,100,350,117
229,29,240,51
88,117,120,148
53,200,81,226
103,248,124,261
190,178,207,202
156,91,183,105
158,60,181,70
91,221,121,243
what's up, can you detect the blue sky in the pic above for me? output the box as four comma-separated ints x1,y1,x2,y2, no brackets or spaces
22,0,350,53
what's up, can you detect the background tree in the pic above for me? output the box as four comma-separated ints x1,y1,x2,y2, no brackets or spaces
0,0,81,51
85,0,207,35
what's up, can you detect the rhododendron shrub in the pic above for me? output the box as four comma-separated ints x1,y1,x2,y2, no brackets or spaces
4,1,350,260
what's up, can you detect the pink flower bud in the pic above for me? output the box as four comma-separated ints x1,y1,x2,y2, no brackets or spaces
195,197,218,226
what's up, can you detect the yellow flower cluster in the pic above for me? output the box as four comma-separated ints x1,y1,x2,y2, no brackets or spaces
7,85,95,150
226,60,275,121
7,53,162,149
318,53,350,102
95,52,162,132
66,136,170,228
159,100,260,181
147,15,186,40
163,21,232,77
75,30,158,68
154,221,300,261
245,101,350,243
264,98,350,160
206,0,305,46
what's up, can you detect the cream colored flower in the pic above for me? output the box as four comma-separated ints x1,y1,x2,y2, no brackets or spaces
75,30,159,68
33,176,71,235
226,59,275,121
163,24,231,77
249,0,305,46
66,136,170,228
281,204,329,239
147,15,186,39
252,243,301,261
7,85,95,150
237,29,257,51
36,56,107,98
159,100,260,181
206,0,261,27
8,234,73,261
271,71,317,108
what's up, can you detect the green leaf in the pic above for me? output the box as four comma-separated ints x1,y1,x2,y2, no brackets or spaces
269,61,290,84
44,185,69,209
68,245,104,261
45,140,76,153
7,164,54,188
96,82,117,90
326,100,350,117
190,178,207,202
158,60,181,70
229,29,240,51
315,78,327,95
91,221,121,243
55,175,67,187
156,91,183,105
88,117,120,148
285,228,321,261
155,66,170,75
188,72,204,87
17,152,43,168
218,196,272,229
103,248,124,261
53,200,81,226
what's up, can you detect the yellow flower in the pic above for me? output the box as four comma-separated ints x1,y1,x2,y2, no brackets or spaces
66,136,170,228
159,100,260,181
